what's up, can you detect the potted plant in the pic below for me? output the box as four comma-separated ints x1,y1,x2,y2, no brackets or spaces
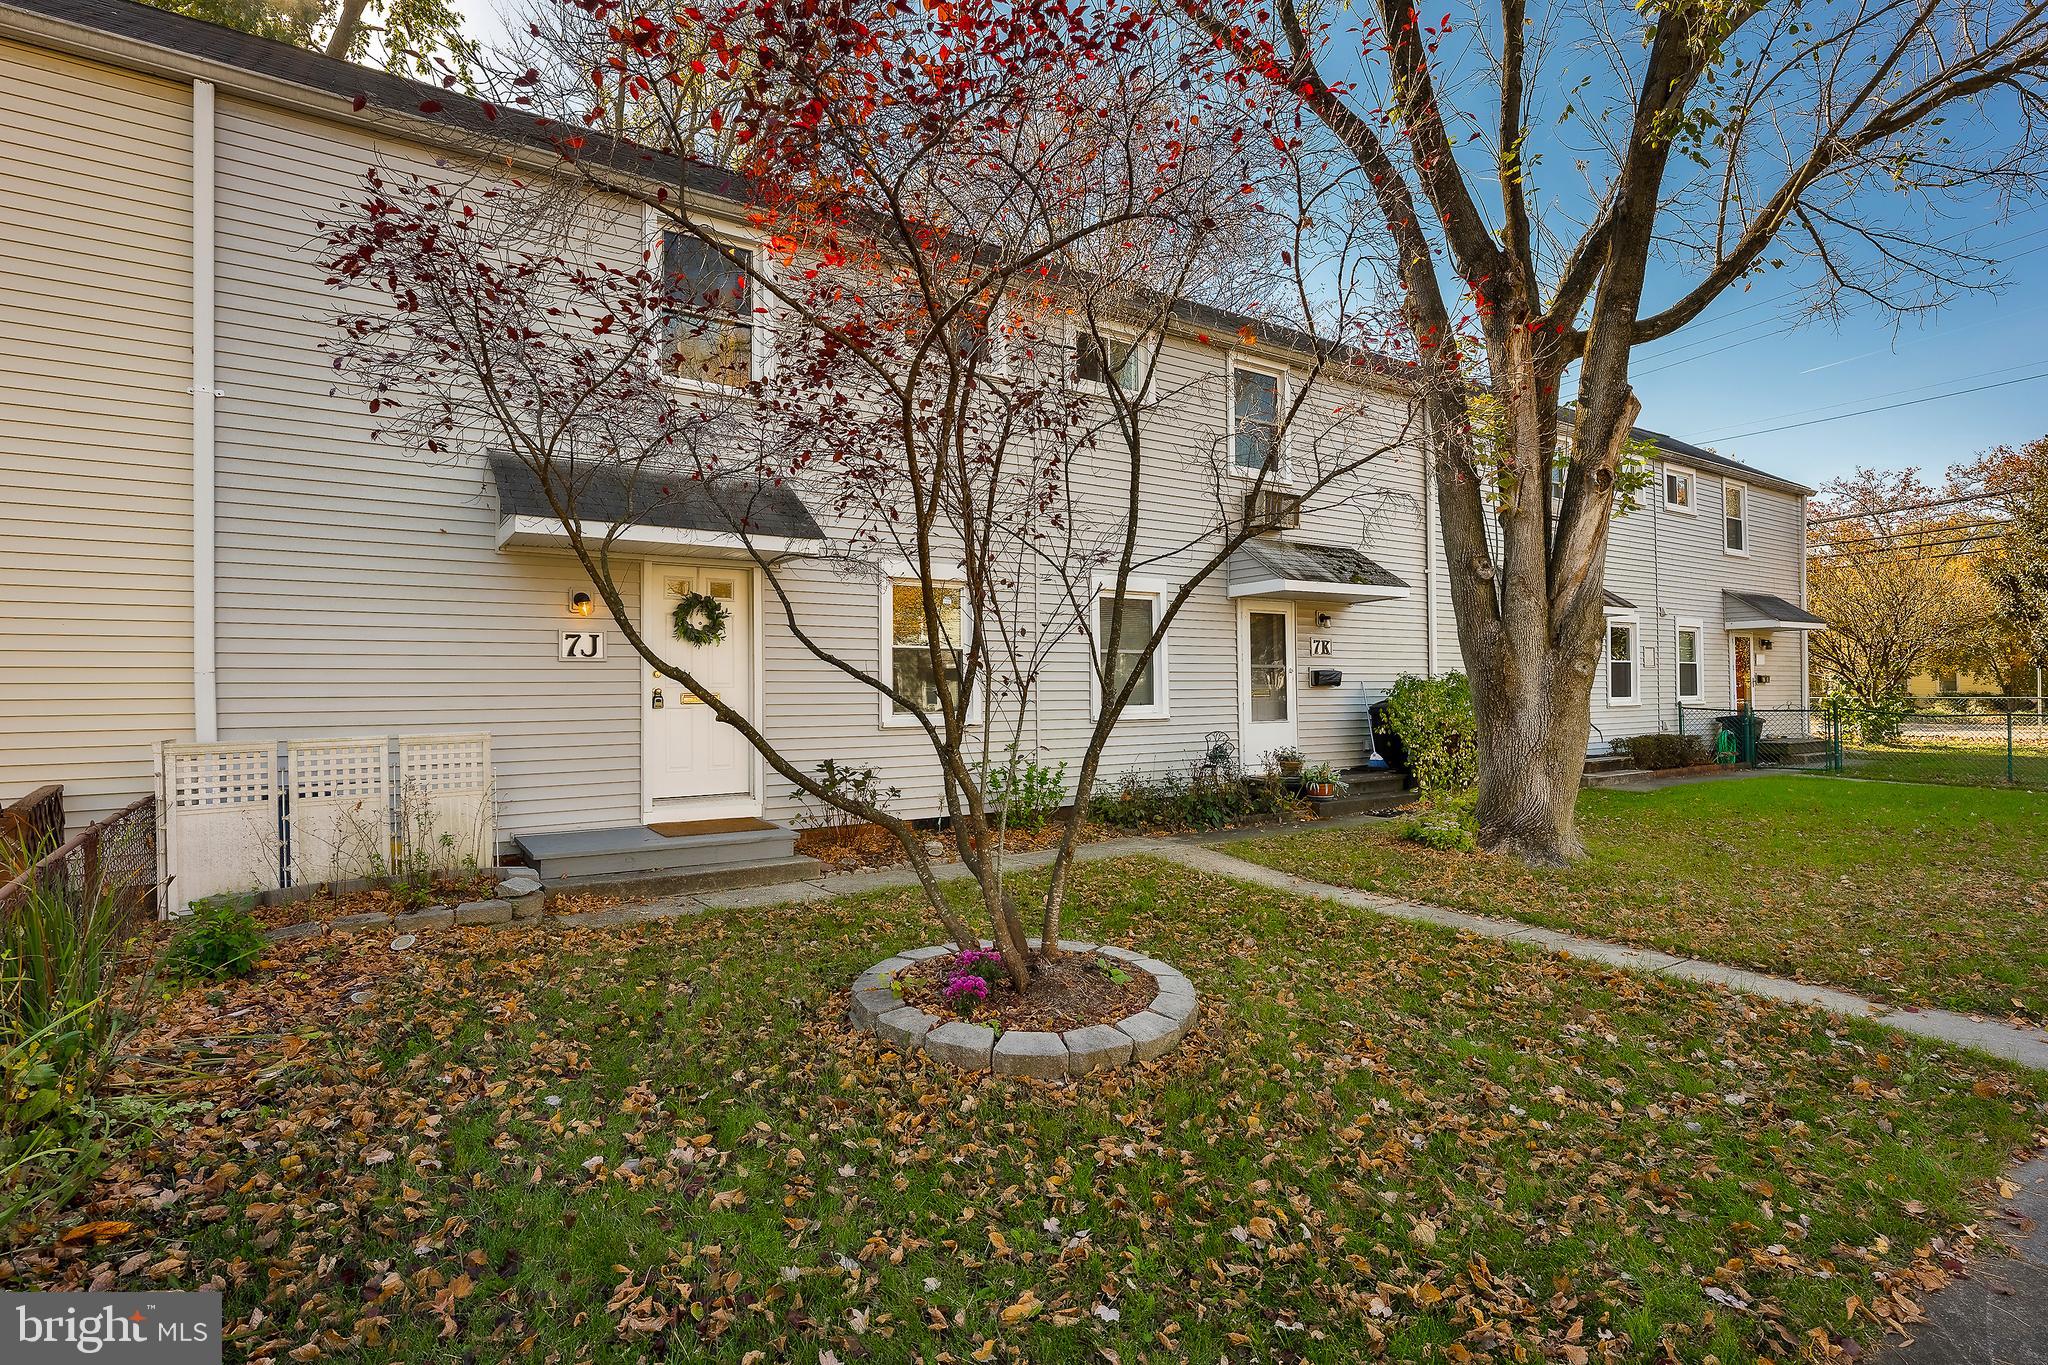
1300,761,1343,799
1267,746,1306,779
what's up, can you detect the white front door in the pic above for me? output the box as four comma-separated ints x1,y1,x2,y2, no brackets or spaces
641,562,756,816
1240,601,1297,766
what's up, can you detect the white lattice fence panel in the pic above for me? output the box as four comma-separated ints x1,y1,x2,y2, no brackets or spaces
159,742,280,914
286,738,390,886
397,733,494,872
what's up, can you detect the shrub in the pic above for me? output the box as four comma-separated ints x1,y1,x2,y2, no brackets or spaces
1826,688,1909,745
2,865,151,1236
161,894,265,980
1087,766,1300,831
1382,673,1476,796
1394,794,1478,853
1622,733,1709,770
794,759,903,835
984,748,1068,832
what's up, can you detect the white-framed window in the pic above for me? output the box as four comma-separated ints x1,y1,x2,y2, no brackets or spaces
1074,327,1147,398
1662,465,1695,514
1723,480,1749,555
1227,358,1286,478
660,229,756,389
1674,620,1703,703
880,577,970,727
1089,576,1169,721
1606,618,1639,705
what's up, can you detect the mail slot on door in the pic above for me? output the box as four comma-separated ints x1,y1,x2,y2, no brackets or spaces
1308,668,1343,688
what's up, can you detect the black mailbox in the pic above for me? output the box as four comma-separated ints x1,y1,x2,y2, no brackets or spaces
1308,668,1343,688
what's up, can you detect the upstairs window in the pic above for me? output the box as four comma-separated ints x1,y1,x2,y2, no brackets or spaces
662,231,752,388
1663,467,1694,513
1607,620,1637,704
1076,332,1143,394
1231,366,1282,475
1724,481,1748,554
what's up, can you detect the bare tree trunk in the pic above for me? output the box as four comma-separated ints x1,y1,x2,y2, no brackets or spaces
323,0,370,59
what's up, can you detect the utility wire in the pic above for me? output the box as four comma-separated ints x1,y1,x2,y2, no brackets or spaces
1809,529,2010,561
1808,489,2011,524
1704,371,2048,442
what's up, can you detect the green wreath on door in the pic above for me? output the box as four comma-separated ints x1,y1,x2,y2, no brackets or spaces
671,591,730,646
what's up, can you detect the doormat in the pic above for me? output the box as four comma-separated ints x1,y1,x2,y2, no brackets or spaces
647,816,778,838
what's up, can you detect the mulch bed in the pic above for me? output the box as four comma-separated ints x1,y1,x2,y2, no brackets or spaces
895,949,1157,1032
250,872,497,928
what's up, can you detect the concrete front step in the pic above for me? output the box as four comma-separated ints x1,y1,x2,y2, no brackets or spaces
1581,753,1636,775
515,820,818,887
539,853,824,899
1312,769,1412,817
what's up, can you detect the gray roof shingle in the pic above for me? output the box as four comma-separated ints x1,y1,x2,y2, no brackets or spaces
1229,540,1408,592
487,453,824,543
1722,589,1827,627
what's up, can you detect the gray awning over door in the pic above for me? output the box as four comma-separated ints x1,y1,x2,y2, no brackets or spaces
1225,540,1410,602
1722,590,1827,631
488,453,825,554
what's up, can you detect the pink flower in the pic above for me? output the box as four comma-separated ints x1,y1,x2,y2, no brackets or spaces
941,973,990,1004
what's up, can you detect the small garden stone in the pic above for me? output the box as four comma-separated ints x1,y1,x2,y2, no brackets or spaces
924,1021,996,1070
1062,1024,1134,1075
992,1031,1068,1079
1115,1010,1187,1062
455,898,513,926
874,1006,938,1050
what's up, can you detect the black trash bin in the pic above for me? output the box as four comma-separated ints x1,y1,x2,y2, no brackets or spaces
1368,699,1415,787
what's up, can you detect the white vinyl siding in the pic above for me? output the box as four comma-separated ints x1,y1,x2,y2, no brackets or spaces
0,41,195,827
208,97,646,838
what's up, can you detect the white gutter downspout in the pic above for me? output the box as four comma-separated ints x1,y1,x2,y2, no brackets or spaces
192,79,218,741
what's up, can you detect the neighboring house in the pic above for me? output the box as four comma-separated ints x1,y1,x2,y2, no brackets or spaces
0,0,1822,862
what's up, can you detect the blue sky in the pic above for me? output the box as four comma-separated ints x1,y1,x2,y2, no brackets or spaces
461,0,2044,492
1625,233,2047,490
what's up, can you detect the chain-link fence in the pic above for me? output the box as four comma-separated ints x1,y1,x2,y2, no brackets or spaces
1674,703,2048,789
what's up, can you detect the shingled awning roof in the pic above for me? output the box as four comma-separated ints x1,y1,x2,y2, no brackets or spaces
1723,590,1828,631
488,453,824,554
1226,540,1409,602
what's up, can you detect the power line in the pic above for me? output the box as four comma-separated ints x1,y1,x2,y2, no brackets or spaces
1808,489,2011,525
1704,371,2048,442
1694,358,2048,443
1809,529,2010,562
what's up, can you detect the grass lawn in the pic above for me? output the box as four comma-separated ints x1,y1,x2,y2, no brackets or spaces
10,856,2044,1362
1835,745,2048,790
1231,776,2048,1021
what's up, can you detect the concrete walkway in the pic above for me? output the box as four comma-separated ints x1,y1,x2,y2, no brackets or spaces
558,821,2048,1073
1878,1152,2048,1365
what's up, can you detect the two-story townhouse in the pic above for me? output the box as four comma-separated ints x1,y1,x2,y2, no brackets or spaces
0,0,1823,890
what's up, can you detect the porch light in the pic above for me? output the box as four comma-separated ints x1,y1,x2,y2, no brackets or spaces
569,591,596,616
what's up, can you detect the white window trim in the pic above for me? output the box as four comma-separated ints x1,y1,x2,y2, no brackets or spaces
1225,353,1291,483
1674,618,1704,704
1604,614,1641,707
1722,479,1751,557
876,564,978,730
1661,463,1696,515
1071,322,1153,404
648,208,769,397
1088,574,1171,722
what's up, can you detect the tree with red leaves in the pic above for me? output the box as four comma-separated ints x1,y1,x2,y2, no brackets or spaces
320,0,1417,985
1175,0,2048,861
